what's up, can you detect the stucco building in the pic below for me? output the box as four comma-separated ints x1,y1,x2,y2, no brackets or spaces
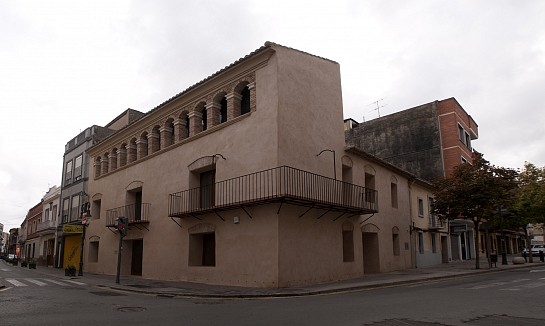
36,186,60,266
82,42,418,288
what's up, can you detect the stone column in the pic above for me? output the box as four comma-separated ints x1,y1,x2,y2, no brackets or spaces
248,82,256,112
226,92,242,120
102,156,109,175
128,143,137,163
148,133,160,153
206,102,221,128
188,111,203,137
136,138,148,159
109,152,117,171
173,118,188,142
118,148,127,167
160,126,173,149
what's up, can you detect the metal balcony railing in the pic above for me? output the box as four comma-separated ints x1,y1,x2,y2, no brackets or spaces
36,220,57,233
169,166,378,218
429,215,446,229
106,203,151,227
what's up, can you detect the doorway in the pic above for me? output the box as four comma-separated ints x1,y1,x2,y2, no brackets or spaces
200,170,215,209
362,232,380,274
441,236,449,263
131,239,143,276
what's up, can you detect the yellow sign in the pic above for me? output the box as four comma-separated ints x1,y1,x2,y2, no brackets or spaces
63,235,81,269
63,225,83,234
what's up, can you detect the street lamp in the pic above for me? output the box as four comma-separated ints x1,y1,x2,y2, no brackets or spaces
317,149,336,180
78,192,91,276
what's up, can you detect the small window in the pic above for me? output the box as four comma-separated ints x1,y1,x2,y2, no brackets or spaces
62,198,70,223
465,132,471,149
71,195,80,221
189,233,215,266
391,182,398,208
458,124,465,144
418,232,424,254
65,160,73,185
418,198,424,217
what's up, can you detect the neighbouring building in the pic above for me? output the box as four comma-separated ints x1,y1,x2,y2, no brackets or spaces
83,42,416,288
345,98,479,263
36,186,60,266
24,202,42,262
56,109,144,269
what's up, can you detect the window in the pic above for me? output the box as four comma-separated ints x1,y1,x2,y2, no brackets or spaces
461,156,467,164
418,198,424,217
458,124,465,144
74,155,83,181
92,199,101,220
52,205,57,221
65,160,73,185
418,232,424,254
431,233,437,253
428,196,434,217
88,241,99,262
465,132,471,149
342,230,354,262
201,107,207,131
189,233,216,266
62,198,70,223
219,97,227,123
200,170,215,209
71,195,80,221
44,208,49,221
240,86,251,115
391,182,398,208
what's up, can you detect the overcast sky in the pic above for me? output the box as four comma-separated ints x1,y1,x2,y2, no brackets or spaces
1,0,544,231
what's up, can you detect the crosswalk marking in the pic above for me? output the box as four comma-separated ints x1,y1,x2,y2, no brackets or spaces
24,279,48,286
5,279,27,287
466,279,531,290
64,280,87,286
43,279,71,286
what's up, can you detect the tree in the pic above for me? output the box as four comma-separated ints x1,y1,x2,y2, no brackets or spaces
511,162,545,262
432,152,518,269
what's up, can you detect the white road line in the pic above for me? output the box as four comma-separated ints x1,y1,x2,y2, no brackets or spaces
64,280,87,286
1,268,11,271
529,269,545,273
466,279,530,290
24,279,48,286
43,279,71,286
5,279,27,287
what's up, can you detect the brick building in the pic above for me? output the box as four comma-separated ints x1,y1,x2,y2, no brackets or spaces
24,202,42,261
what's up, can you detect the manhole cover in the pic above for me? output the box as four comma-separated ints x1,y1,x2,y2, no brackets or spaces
118,307,146,312
465,314,545,325
89,291,127,296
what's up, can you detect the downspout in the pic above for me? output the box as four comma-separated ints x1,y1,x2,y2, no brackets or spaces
408,178,416,269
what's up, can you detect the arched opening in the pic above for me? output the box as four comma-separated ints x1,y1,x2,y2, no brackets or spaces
128,138,137,163
119,143,127,167
162,118,174,148
151,126,161,153
201,107,207,131
220,96,227,123
102,153,109,175
110,148,118,171
240,85,251,115
95,157,102,178
138,132,148,159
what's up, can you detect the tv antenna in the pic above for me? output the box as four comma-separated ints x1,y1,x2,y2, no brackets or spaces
367,98,387,118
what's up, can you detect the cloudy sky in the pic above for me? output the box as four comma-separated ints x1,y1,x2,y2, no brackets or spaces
1,0,544,230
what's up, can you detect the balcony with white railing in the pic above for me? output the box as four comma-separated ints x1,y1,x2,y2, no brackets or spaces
429,215,446,229
36,220,57,235
169,166,379,219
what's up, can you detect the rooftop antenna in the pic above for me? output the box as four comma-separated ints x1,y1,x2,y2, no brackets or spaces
367,98,387,118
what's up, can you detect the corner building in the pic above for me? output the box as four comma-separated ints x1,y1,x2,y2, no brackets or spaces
85,42,413,287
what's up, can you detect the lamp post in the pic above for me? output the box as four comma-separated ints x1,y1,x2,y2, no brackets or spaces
317,149,336,180
78,192,91,276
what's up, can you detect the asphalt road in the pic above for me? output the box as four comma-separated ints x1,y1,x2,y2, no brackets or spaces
2,264,545,326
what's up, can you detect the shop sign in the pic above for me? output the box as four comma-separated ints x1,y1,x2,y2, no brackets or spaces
63,225,83,234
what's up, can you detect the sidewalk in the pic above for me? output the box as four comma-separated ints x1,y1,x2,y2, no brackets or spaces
4,255,545,298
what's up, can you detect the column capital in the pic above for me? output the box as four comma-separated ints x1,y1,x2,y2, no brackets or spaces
226,92,242,101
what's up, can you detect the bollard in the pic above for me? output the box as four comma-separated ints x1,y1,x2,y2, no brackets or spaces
523,251,527,262
540,250,544,262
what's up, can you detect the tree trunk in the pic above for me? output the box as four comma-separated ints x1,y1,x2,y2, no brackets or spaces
474,219,480,269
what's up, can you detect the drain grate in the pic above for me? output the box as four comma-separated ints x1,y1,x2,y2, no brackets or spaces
89,291,127,296
118,307,146,312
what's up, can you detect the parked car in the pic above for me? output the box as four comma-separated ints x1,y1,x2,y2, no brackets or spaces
523,244,545,256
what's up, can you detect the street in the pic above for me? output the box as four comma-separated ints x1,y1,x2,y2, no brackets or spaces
1,262,545,325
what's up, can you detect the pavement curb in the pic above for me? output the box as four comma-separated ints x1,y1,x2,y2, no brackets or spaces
102,263,543,299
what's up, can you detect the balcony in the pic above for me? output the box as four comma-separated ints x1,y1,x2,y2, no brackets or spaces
169,166,378,219
429,215,446,229
106,203,151,228
36,220,57,235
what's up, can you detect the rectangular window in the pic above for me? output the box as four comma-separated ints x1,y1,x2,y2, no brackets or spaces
342,230,355,262
74,155,83,181
44,208,49,221
189,233,216,267
465,132,471,149
418,198,424,217
458,124,465,144
428,196,434,220
391,183,398,208
418,232,424,254
52,205,57,221
65,160,73,185
431,233,437,253
71,195,80,221
62,198,70,223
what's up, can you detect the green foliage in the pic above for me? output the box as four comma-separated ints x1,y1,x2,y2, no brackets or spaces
66,264,76,270
432,151,518,223
512,162,545,225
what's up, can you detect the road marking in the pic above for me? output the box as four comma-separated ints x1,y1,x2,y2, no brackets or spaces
529,269,545,273
25,279,48,286
466,279,530,290
43,279,71,286
64,280,87,286
1,268,10,271
500,282,545,290
5,279,27,287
